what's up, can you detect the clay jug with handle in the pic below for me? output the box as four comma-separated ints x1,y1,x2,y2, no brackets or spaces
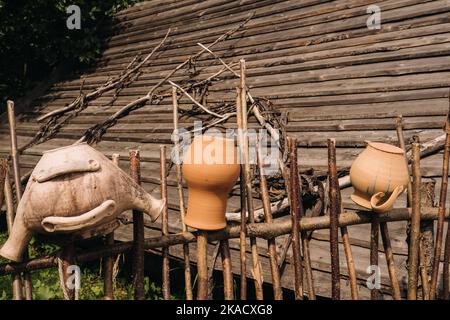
350,141,409,213
182,134,240,230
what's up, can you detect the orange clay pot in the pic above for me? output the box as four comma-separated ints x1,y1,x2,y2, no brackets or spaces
182,135,240,230
350,142,409,213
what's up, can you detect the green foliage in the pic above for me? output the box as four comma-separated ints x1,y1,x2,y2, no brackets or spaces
0,0,138,107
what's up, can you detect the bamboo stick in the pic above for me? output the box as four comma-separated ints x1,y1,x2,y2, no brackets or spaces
256,140,283,300
239,59,264,300
103,154,120,300
408,142,422,300
235,87,247,300
160,146,170,300
7,100,32,300
171,87,193,300
430,106,450,300
287,137,303,300
327,138,340,300
220,240,234,300
129,150,145,300
4,169,23,300
196,231,208,300
1,206,449,277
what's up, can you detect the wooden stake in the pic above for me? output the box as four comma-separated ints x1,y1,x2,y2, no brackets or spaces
370,216,380,300
337,190,359,300
430,105,450,299
60,244,76,300
256,140,283,300
4,169,23,300
171,87,193,300
443,222,450,300
7,100,32,300
408,142,421,300
396,115,413,206
380,222,402,299
129,150,145,300
235,87,247,300
327,138,340,300
103,154,120,300
160,146,170,300
220,239,234,300
196,231,208,300
419,238,431,300
239,59,264,300
287,137,304,300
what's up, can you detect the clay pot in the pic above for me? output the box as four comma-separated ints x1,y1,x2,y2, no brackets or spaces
0,143,164,262
182,135,240,230
350,141,409,213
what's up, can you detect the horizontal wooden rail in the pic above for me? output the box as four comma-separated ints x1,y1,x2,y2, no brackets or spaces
0,206,446,276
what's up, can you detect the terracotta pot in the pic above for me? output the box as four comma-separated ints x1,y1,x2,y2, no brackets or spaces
182,135,240,230
0,143,164,262
350,141,409,213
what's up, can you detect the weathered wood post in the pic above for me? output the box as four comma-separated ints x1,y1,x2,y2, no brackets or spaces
7,100,33,300
171,86,193,300
129,149,145,300
430,107,450,300
327,138,340,300
408,142,422,300
2,163,23,300
103,154,120,300
287,137,304,300
196,231,209,300
239,59,264,300
256,140,283,300
160,146,170,300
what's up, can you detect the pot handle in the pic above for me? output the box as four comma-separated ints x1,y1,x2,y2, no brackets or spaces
370,185,405,213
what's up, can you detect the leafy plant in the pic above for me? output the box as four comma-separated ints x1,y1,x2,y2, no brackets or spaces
0,0,138,108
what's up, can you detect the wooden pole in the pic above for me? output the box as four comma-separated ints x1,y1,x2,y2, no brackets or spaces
408,142,422,300
60,244,76,300
396,115,413,206
287,137,304,300
7,100,33,300
171,87,193,300
196,231,208,300
419,238,431,300
239,59,264,300
337,189,359,300
220,239,234,300
236,87,247,300
129,150,145,300
370,216,380,300
103,154,120,300
256,140,283,300
430,106,450,300
3,169,23,300
327,138,340,300
380,222,402,299
160,146,170,300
